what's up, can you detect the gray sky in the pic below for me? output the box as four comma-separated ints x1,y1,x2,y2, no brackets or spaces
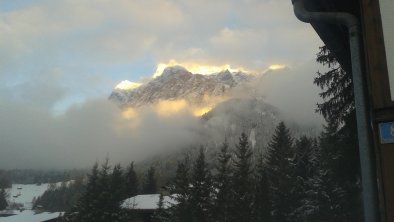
0,0,323,169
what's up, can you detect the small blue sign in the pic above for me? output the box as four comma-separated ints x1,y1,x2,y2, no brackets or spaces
379,122,394,144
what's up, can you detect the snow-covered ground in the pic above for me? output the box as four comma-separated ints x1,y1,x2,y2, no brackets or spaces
0,210,62,222
7,184,51,210
0,183,67,221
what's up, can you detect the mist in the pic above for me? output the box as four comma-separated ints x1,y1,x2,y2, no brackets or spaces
0,97,205,169
231,59,326,127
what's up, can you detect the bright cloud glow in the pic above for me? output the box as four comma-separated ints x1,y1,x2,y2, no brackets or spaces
115,80,142,90
269,64,287,70
152,60,250,78
155,100,188,116
192,106,212,116
122,107,139,120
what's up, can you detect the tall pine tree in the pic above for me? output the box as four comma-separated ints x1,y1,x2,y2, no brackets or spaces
108,164,124,222
315,45,362,220
291,136,317,221
190,147,213,222
123,162,139,199
95,158,113,221
265,122,296,222
142,165,157,194
230,132,253,222
214,140,232,222
73,162,100,222
252,153,271,222
169,157,192,222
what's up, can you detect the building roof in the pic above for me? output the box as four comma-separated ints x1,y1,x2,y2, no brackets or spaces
121,194,177,210
297,0,361,74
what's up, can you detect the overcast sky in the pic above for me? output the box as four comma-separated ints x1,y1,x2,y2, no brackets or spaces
0,0,323,169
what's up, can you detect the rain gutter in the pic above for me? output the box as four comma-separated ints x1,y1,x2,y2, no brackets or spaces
291,0,380,221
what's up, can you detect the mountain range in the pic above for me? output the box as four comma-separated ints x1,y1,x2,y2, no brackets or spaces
109,65,252,107
109,65,319,150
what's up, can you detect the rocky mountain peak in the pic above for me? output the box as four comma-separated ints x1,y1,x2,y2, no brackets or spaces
109,66,253,107
161,65,191,78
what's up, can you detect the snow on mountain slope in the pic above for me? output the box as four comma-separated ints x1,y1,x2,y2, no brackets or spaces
109,66,252,107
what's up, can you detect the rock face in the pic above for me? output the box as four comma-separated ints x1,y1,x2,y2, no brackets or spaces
109,66,251,107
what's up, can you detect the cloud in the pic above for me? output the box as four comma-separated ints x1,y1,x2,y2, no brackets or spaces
230,59,326,126
0,97,205,169
0,0,322,106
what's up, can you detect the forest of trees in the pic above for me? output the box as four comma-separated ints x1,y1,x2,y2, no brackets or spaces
55,117,360,222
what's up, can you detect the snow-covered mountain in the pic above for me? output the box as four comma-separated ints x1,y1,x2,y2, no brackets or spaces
109,66,252,107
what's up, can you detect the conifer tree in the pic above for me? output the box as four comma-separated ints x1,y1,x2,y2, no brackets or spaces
315,45,362,220
314,45,354,125
124,162,139,199
252,153,271,222
73,162,100,222
294,136,315,179
315,121,356,220
265,122,295,222
0,188,8,210
214,140,232,222
291,136,317,221
95,158,112,221
190,147,213,222
142,165,157,194
108,164,124,222
230,132,253,222
169,157,192,222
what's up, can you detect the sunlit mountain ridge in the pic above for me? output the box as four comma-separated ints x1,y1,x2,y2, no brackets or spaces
109,65,255,117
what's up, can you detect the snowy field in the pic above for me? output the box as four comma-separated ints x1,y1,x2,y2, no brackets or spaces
0,183,65,221
0,210,62,222
7,184,51,210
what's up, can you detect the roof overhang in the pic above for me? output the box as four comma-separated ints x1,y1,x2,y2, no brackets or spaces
298,0,360,74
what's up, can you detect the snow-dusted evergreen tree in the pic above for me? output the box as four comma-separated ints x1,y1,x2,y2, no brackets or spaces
291,136,319,221
142,165,157,194
265,122,296,222
252,153,271,222
70,159,124,222
315,45,362,220
72,162,100,222
230,132,253,222
213,140,232,222
95,158,113,221
169,157,193,222
111,164,124,202
314,122,352,220
190,147,213,222
293,136,315,179
108,164,124,222
0,188,8,210
123,162,139,199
